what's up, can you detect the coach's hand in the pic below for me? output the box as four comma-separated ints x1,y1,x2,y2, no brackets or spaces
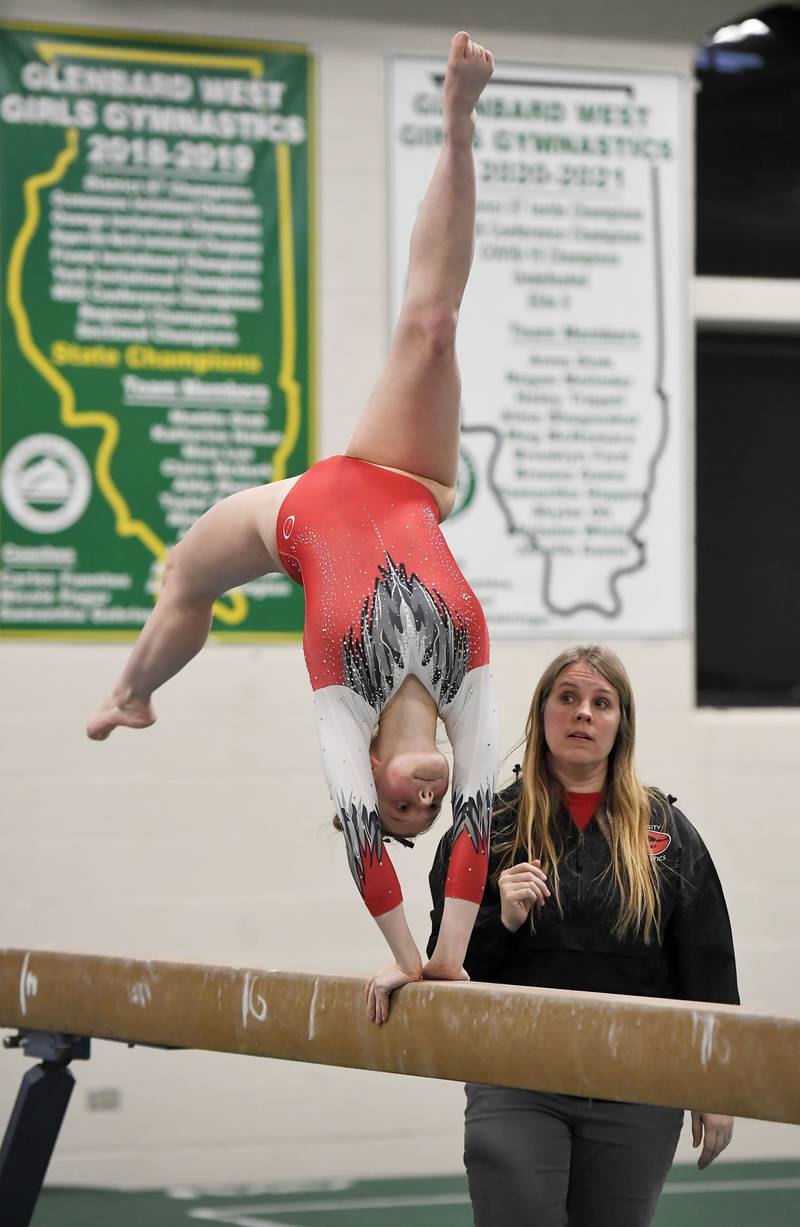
498,861,550,931
692,1111,734,1169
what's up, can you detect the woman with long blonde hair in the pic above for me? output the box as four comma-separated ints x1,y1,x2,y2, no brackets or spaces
428,644,739,1227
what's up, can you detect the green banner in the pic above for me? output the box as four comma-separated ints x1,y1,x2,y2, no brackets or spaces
0,21,314,638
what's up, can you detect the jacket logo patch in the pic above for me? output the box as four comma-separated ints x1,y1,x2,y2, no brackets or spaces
648,830,671,857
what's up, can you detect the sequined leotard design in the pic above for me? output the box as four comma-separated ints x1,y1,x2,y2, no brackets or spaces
277,455,499,917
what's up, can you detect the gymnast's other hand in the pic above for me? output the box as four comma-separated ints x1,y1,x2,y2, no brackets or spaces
86,692,156,741
365,962,422,1026
499,860,550,931
421,960,469,983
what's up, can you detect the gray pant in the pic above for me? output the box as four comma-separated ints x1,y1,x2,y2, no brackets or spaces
464,1084,683,1227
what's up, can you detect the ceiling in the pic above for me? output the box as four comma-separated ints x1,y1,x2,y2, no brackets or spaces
170,0,794,46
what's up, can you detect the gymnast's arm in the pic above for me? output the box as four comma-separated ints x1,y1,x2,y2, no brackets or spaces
313,686,423,979
426,664,500,978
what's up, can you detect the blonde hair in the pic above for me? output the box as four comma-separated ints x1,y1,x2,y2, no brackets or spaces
494,644,665,943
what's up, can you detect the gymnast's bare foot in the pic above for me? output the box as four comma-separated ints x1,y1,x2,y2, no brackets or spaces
87,694,156,740
443,31,494,120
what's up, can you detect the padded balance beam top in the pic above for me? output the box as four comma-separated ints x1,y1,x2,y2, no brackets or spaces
0,949,797,1123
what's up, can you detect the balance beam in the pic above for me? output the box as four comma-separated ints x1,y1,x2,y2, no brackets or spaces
1,948,798,1124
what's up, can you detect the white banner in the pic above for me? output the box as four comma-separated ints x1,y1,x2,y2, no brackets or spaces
389,57,689,637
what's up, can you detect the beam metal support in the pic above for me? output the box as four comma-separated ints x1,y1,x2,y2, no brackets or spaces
0,1031,90,1227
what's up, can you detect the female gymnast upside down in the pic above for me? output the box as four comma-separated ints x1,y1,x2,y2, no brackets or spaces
87,32,498,1025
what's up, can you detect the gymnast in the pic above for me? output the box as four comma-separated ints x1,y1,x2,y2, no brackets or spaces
87,33,499,1025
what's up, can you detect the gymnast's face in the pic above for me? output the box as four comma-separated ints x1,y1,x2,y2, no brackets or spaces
371,750,450,837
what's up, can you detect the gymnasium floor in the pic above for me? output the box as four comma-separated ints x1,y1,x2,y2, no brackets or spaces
32,1161,800,1226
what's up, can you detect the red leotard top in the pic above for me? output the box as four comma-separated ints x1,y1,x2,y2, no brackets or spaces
277,455,499,917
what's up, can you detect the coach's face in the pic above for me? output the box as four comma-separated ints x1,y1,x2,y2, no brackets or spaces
543,663,621,777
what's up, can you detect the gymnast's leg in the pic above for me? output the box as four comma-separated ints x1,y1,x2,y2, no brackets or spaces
346,31,492,491
86,487,280,739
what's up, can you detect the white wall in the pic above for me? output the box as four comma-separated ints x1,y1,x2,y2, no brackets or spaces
0,0,798,1188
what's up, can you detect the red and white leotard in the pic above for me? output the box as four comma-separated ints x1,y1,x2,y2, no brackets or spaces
277,455,499,917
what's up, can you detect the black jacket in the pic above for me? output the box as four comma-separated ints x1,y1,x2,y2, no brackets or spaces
428,783,739,1005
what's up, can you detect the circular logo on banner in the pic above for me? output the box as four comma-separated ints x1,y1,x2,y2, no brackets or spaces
449,445,477,520
1,434,92,533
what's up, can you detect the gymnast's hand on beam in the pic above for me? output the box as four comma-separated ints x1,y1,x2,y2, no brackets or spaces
421,959,470,983
365,962,422,1026
498,861,550,931
691,1110,734,1169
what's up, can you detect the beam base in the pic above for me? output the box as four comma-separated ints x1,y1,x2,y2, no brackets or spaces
0,1032,90,1227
